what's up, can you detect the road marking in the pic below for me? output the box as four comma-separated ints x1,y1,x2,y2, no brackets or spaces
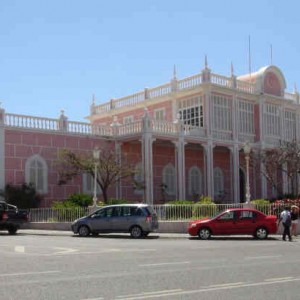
265,277,294,282
208,282,245,288
82,298,104,300
14,246,25,253
245,255,282,260
115,277,300,299
139,261,190,267
0,271,60,277
52,247,78,255
116,290,182,298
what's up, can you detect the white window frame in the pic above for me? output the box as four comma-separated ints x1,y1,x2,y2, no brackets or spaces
178,96,204,127
284,110,296,141
264,103,280,136
238,100,254,134
162,164,176,195
154,108,165,121
188,166,202,195
82,173,101,195
212,95,232,131
213,167,224,198
25,154,48,194
123,116,134,124
133,162,144,195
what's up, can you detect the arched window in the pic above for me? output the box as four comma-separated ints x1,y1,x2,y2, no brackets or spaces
25,155,48,194
82,173,101,195
162,164,176,195
133,162,144,194
188,166,202,195
213,167,224,198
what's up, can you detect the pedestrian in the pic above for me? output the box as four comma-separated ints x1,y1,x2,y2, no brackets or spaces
279,206,292,241
291,205,299,237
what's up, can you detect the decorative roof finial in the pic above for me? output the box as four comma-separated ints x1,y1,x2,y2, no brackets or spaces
92,94,96,105
173,64,177,79
60,109,65,116
294,83,298,94
205,55,208,69
231,62,234,77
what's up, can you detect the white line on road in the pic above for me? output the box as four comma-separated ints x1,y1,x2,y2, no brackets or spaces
14,246,25,253
116,289,183,298
208,282,245,288
139,261,190,267
265,277,294,282
245,255,282,260
115,277,300,299
0,271,60,277
52,247,79,255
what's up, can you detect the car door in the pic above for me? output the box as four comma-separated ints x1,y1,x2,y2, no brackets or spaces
113,206,137,232
89,207,116,232
236,210,258,234
213,210,238,235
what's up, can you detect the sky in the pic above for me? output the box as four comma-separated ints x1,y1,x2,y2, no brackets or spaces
1,0,300,122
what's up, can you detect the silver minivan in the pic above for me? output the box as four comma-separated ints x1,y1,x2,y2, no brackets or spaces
71,204,159,238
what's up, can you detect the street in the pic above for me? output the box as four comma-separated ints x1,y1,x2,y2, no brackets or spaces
1,231,300,300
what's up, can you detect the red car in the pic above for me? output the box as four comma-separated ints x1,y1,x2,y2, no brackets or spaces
188,208,278,240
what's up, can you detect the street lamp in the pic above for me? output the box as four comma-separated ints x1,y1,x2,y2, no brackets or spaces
243,141,251,204
92,148,100,207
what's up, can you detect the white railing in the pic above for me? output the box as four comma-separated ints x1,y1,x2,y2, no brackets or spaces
5,113,59,130
152,120,179,134
28,203,283,223
211,73,232,88
236,80,256,93
148,83,172,98
178,74,202,90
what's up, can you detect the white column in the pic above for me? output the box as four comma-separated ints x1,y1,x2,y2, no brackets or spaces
174,139,186,201
0,107,5,196
232,95,238,142
230,145,240,203
142,109,154,205
204,141,214,199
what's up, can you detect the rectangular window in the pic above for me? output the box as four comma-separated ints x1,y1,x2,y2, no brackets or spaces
123,116,134,124
154,109,165,121
178,96,203,127
238,100,254,134
264,104,280,136
284,110,296,141
212,95,232,131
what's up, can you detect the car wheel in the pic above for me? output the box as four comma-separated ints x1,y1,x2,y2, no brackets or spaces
198,228,211,240
130,226,143,238
78,225,90,237
8,226,17,235
255,227,268,240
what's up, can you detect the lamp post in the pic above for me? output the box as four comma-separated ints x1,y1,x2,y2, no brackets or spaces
243,141,251,204
92,148,100,208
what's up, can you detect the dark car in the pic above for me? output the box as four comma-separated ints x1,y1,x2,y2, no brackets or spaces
71,204,159,238
188,208,278,240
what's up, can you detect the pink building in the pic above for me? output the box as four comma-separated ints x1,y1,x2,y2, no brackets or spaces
0,61,298,206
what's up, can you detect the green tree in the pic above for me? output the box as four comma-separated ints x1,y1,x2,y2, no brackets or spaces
57,147,134,203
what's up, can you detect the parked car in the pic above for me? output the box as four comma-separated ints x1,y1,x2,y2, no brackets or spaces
0,201,29,234
71,204,159,238
188,208,278,240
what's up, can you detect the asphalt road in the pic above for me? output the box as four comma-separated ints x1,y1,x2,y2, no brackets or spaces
1,230,300,300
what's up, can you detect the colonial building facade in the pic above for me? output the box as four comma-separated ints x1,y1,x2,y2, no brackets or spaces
0,61,298,206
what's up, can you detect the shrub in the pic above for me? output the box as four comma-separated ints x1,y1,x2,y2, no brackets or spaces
66,193,93,207
192,196,217,219
0,183,42,209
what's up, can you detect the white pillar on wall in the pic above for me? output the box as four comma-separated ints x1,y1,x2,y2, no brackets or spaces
142,109,154,205
230,145,240,203
204,141,214,199
173,139,186,200
0,107,5,196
